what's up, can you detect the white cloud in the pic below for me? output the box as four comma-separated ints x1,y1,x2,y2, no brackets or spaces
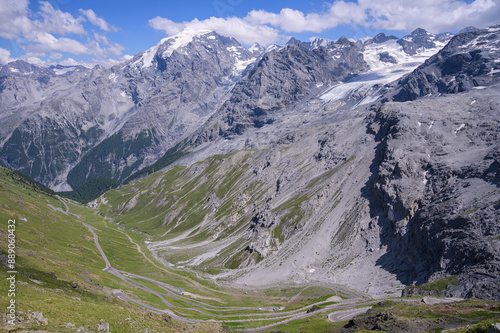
149,0,499,46
21,55,49,67
0,48,15,65
87,40,125,58
59,54,134,68
33,1,86,35
0,1,125,67
246,2,366,33
79,9,117,32
358,0,500,32
58,57,83,67
245,0,500,34
0,0,32,39
49,52,63,59
23,31,90,54
149,16,282,45
93,32,110,45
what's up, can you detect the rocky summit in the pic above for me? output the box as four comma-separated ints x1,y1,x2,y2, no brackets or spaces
1,24,500,302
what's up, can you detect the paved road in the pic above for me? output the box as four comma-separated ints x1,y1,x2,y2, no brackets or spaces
328,306,372,322
422,297,464,305
235,302,375,332
79,220,383,331
77,218,469,332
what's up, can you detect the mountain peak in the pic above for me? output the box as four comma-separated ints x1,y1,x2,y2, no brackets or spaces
249,42,265,56
157,28,214,54
285,37,302,45
0,59,47,76
372,32,398,44
410,28,429,36
335,36,351,45
130,28,218,69
459,26,478,33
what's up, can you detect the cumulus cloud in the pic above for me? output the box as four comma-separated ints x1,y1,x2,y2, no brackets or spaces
358,0,499,32
0,0,125,67
93,32,110,45
0,0,32,39
0,48,15,65
49,52,63,59
149,16,282,45
246,2,366,33
22,31,90,54
21,55,50,67
247,0,500,34
59,54,134,68
79,9,118,32
34,1,86,35
149,0,500,46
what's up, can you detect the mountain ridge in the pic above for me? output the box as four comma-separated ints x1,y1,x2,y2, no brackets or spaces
0,24,499,301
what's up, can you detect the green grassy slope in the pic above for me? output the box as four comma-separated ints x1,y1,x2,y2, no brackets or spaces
0,166,225,332
1,159,499,333
0,165,352,332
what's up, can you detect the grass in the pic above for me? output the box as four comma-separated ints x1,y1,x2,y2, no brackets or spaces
0,167,190,332
272,313,344,332
463,207,481,215
2,145,500,333
1,165,343,331
406,276,460,295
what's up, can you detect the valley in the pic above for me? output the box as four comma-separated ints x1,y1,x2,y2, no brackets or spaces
1,168,498,332
0,20,499,333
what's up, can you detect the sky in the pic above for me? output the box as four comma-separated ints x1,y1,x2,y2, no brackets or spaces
0,0,499,68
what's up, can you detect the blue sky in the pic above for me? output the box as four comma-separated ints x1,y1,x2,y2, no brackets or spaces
0,0,498,67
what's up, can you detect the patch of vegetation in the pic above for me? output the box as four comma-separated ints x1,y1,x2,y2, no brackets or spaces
405,276,460,296
125,142,189,183
463,207,481,215
59,177,121,203
68,129,158,188
0,166,55,196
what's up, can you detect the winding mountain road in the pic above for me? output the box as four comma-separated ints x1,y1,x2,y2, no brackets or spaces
77,218,382,331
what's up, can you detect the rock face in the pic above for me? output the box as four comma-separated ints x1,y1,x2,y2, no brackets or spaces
0,28,451,191
0,30,257,190
193,40,367,141
394,25,500,101
1,24,499,300
367,87,500,299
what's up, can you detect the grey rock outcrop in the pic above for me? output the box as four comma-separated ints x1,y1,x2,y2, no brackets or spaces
366,83,500,299
394,25,500,101
193,40,367,141
396,28,451,55
0,28,453,191
0,31,257,190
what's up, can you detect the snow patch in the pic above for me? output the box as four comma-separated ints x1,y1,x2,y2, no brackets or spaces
455,123,466,133
108,73,118,82
233,58,256,72
136,28,212,68
423,170,430,185
363,39,445,72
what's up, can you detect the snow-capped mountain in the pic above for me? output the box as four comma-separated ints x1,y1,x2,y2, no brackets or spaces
0,30,260,191
0,27,452,191
0,23,499,301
